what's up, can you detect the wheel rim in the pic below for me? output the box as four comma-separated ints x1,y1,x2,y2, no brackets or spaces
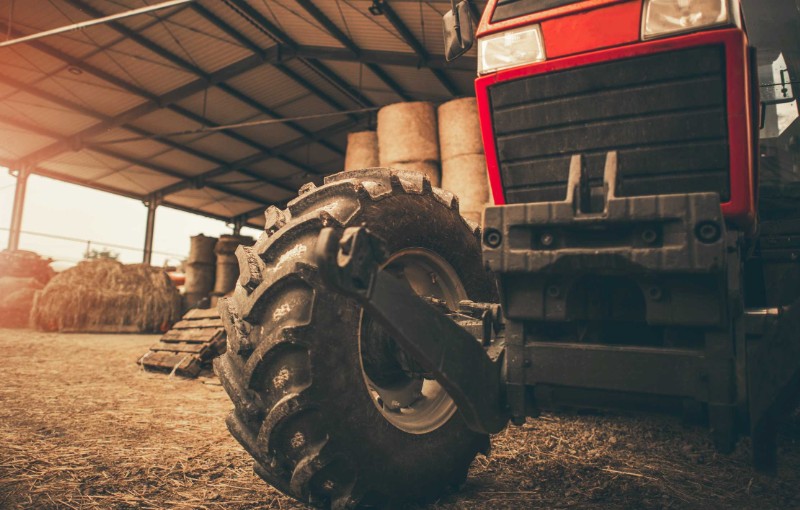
358,248,464,434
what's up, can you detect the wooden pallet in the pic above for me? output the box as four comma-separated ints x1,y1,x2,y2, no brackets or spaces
137,307,226,377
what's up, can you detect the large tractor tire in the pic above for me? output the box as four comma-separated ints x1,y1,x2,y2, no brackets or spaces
215,169,495,508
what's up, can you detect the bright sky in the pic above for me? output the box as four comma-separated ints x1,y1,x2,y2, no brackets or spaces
0,168,262,271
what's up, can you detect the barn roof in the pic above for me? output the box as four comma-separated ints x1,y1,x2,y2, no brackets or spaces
0,0,482,229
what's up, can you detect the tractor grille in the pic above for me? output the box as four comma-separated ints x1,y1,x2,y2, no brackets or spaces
490,46,730,205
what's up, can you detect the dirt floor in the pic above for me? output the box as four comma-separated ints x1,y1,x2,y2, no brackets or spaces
0,330,798,509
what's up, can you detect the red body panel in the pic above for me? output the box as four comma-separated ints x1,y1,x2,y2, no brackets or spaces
477,0,627,37
542,1,641,59
474,20,756,230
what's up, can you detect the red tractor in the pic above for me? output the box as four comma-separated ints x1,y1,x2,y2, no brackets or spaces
215,0,800,507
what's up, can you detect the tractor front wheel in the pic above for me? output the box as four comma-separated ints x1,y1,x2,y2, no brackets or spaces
215,169,495,508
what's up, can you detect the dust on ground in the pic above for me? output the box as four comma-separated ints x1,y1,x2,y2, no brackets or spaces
0,329,797,509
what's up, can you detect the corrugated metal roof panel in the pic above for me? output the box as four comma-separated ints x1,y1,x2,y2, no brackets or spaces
0,123,56,161
175,86,260,126
35,70,146,118
137,11,254,74
284,144,343,173
92,128,176,160
0,0,488,223
84,38,197,96
148,148,218,176
0,45,65,83
95,166,180,195
7,3,122,53
201,197,264,218
247,158,308,181
131,108,204,135
281,57,363,111
0,91,99,135
224,65,310,110
313,1,414,53
169,187,263,217
185,133,260,162
40,149,130,183
233,118,304,150
201,2,281,50
378,64,451,98
243,0,346,48
312,59,405,104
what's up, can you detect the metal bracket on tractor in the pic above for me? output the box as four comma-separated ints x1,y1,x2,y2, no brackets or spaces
313,152,800,472
315,226,510,435
482,151,800,471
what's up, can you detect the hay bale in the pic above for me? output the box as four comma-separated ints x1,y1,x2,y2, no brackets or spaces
213,235,254,297
438,98,484,160
0,249,54,284
187,234,217,265
378,102,439,165
31,259,181,333
442,154,490,224
184,234,218,310
184,262,215,311
344,131,379,171
0,276,43,328
388,161,441,187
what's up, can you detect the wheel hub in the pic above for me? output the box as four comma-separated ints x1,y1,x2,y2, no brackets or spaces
358,248,465,434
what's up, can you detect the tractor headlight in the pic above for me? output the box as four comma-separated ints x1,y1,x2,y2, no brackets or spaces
478,24,545,75
642,0,730,40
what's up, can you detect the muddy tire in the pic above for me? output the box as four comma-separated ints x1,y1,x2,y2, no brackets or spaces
215,169,494,508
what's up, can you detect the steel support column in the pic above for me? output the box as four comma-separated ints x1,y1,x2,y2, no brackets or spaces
143,196,158,265
7,167,30,251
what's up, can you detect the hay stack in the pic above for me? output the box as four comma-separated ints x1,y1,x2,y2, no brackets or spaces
344,131,379,171
378,102,441,186
184,234,217,310
211,234,254,307
0,249,55,284
0,276,44,328
0,250,55,328
31,259,181,333
439,98,490,224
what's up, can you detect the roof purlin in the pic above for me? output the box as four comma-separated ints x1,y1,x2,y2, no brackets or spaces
294,0,411,101
224,0,375,108
0,112,272,207
0,71,302,195
56,0,328,175
380,1,462,96
0,28,325,181
155,118,361,198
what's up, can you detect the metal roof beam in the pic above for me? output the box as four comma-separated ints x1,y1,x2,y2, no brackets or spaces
156,117,361,198
224,0,375,108
0,23,327,179
279,45,476,71
0,113,270,207
0,158,259,226
380,1,462,96
0,72,305,194
1,63,363,200
58,0,334,169
294,0,411,101
187,4,345,155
